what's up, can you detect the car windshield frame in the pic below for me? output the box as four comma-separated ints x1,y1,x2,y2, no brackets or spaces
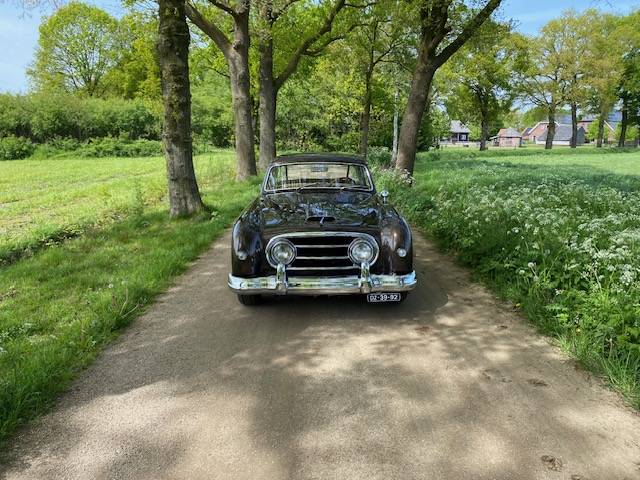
262,162,376,194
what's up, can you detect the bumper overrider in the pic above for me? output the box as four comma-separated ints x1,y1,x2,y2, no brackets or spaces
228,262,417,295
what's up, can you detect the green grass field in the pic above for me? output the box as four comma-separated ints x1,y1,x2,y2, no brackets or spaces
0,151,260,444
0,149,239,264
378,147,640,408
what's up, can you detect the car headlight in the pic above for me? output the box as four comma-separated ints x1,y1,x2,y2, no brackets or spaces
267,239,296,266
349,238,377,264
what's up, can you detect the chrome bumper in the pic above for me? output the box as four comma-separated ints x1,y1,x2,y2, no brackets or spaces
228,269,417,295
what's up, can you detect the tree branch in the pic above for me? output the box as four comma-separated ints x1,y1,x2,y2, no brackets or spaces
434,0,502,68
344,0,376,8
207,0,236,16
274,0,347,89
272,0,303,21
305,34,345,56
185,2,231,58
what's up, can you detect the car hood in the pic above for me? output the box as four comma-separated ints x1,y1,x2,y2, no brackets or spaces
260,190,381,232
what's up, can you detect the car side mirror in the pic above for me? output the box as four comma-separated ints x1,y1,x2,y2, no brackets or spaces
380,190,389,204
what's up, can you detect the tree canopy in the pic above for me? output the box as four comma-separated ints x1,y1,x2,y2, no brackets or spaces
29,2,121,96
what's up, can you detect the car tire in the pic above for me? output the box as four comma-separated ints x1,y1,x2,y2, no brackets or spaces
237,294,263,306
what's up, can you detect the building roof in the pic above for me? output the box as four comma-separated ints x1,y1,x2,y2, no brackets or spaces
582,112,622,124
450,120,470,134
526,121,551,134
522,127,533,136
538,124,585,142
496,127,522,138
272,153,366,165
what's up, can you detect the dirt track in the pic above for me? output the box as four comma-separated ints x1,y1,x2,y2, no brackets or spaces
2,230,640,479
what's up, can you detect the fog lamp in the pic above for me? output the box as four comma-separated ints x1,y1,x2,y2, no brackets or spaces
396,247,407,258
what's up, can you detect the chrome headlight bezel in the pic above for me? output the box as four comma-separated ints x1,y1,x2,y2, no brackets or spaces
348,238,379,265
266,238,297,267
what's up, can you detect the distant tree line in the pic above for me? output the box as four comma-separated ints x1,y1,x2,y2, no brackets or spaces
513,9,640,149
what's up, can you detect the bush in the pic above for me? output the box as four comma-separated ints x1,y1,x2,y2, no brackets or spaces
191,93,233,147
79,138,163,157
0,93,162,143
0,136,35,160
30,138,163,158
367,146,392,168
0,95,32,138
29,94,84,142
83,98,161,140
0,93,238,148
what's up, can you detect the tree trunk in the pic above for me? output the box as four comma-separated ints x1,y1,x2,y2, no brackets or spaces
258,38,277,170
596,112,605,148
184,4,256,179
570,102,578,149
618,99,629,148
479,108,489,151
157,0,204,217
391,83,399,165
359,65,374,157
545,107,556,150
229,12,256,179
395,43,435,173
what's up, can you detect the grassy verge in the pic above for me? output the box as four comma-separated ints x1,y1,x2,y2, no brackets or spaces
0,152,259,444
0,150,235,265
376,148,640,408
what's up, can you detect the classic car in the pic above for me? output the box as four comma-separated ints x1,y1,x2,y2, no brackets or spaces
228,153,416,305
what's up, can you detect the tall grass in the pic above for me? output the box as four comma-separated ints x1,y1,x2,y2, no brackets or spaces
376,149,640,408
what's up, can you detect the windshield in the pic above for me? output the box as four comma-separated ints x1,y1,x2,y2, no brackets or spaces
264,163,373,192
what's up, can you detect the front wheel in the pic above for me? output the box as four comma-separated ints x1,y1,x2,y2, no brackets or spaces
237,294,263,306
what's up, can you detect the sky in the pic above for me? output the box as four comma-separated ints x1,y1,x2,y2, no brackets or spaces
0,0,638,93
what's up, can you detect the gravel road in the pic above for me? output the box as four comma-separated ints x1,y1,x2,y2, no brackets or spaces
2,230,640,480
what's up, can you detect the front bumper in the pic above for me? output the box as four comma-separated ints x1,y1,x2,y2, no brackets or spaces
228,269,417,296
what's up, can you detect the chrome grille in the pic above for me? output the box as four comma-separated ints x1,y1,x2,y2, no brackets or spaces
270,232,376,276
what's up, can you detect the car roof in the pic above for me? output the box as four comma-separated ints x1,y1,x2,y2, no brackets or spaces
271,153,367,165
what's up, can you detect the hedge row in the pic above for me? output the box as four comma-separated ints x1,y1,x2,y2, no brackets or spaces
0,93,234,148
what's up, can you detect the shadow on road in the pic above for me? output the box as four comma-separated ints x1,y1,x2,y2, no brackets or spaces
3,232,640,480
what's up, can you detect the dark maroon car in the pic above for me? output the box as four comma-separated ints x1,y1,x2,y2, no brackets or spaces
228,153,416,305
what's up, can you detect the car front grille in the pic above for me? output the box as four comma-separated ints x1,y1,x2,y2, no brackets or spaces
274,233,373,277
